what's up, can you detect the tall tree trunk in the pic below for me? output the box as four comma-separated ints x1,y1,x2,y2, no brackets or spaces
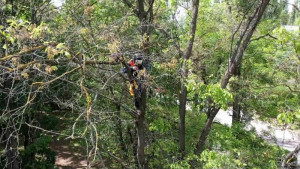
127,126,138,168
121,1,154,167
178,85,187,156
115,104,128,160
135,1,153,167
5,124,21,169
232,66,242,123
23,114,35,165
2,78,21,169
178,0,200,158
194,107,219,155
135,88,147,169
193,0,270,164
232,94,241,123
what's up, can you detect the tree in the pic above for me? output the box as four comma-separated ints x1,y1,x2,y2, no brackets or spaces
178,0,200,158
194,0,271,159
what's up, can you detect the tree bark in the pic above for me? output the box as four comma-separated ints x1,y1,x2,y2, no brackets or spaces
178,85,187,156
232,94,241,123
232,66,242,123
194,107,219,156
135,88,147,169
23,114,35,165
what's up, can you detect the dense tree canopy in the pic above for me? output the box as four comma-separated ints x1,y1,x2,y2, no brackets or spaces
0,0,299,168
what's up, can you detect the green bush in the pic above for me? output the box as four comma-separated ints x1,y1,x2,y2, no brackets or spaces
21,135,56,169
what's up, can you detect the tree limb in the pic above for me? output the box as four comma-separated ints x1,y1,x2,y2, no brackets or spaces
146,0,155,15
281,144,300,168
0,45,48,61
250,33,278,42
122,0,139,16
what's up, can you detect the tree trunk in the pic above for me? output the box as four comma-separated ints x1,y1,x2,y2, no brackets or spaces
232,66,242,123
5,124,21,169
127,126,138,168
115,104,128,160
232,94,241,123
121,1,154,168
135,88,147,169
194,107,219,156
178,0,200,158
2,77,21,169
23,114,35,165
178,85,187,157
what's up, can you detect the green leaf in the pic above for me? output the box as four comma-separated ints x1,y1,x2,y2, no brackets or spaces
51,66,58,71
65,51,71,58
56,43,65,49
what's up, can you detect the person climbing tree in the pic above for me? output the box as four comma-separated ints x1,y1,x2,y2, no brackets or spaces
122,53,149,108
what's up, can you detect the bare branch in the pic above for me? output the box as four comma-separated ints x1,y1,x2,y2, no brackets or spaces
282,144,300,168
122,0,139,16
25,122,72,137
0,45,48,61
250,33,278,42
146,0,155,15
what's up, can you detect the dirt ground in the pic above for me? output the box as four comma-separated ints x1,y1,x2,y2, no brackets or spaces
50,137,88,169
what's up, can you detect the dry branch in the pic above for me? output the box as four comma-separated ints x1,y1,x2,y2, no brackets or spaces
0,45,48,61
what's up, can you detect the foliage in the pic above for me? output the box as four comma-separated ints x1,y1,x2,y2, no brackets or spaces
186,75,233,110
1,0,299,168
205,123,285,169
20,135,56,169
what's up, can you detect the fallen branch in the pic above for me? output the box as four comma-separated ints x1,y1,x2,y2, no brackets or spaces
281,144,300,168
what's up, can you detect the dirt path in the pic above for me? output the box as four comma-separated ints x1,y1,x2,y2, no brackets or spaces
50,137,88,169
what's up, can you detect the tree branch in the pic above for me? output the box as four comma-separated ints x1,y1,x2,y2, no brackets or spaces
250,33,278,42
146,0,155,15
0,45,48,61
282,144,300,168
122,0,139,16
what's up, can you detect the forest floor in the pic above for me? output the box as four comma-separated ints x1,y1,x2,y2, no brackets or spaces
50,108,300,168
51,137,87,169
49,111,88,169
